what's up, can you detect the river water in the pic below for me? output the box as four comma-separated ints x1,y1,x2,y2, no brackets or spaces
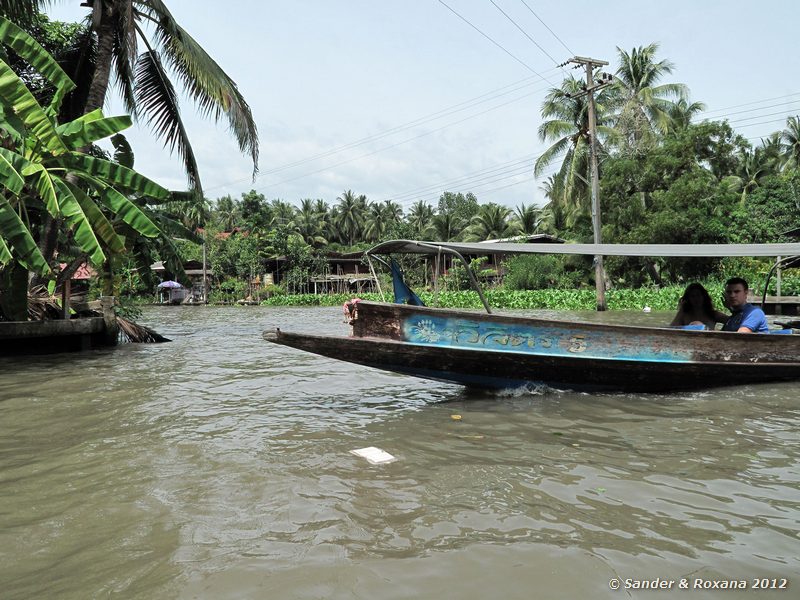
1,306,798,599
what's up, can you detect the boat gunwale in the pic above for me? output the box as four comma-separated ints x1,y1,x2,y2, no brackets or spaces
352,301,799,343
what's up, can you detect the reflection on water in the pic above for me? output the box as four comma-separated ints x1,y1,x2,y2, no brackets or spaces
1,306,798,599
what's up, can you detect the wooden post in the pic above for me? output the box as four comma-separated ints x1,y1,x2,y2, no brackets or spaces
62,279,71,319
565,56,612,311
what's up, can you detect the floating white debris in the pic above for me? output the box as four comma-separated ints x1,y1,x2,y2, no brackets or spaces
642,306,652,313
350,446,396,465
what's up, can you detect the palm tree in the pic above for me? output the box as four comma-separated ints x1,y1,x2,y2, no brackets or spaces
534,76,615,212
269,199,296,228
213,195,241,231
613,43,688,152
334,190,366,246
407,200,435,238
666,98,706,132
513,203,541,235
463,203,515,241
734,143,780,204
780,115,800,170
363,202,386,242
431,212,459,241
382,200,403,223
7,0,259,192
295,199,327,247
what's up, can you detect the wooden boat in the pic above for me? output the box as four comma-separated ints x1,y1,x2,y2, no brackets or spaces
263,240,800,392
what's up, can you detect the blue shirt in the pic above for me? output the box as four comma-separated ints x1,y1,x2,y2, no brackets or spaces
722,303,769,333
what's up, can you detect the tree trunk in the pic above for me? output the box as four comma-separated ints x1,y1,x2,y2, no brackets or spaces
0,264,30,321
33,4,117,287
84,2,117,114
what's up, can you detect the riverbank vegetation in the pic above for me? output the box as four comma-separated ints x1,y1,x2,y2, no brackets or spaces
1,9,798,317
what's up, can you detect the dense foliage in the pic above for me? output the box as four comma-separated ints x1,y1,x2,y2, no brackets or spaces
4,7,797,311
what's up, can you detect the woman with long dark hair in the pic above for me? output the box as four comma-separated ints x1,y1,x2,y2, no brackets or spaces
670,283,726,330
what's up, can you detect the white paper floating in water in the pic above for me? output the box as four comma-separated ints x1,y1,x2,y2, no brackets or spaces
350,446,396,465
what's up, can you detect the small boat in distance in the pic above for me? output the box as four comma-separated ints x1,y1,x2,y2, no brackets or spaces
263,240,800,392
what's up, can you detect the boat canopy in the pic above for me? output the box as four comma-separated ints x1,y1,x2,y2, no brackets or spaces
367,240,800,258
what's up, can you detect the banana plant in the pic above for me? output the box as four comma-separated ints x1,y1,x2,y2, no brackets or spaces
0,17,178,317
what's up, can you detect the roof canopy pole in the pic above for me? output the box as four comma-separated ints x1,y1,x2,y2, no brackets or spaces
366,254,385,302
449,248,492,314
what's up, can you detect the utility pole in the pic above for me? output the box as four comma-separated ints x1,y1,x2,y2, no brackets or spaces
561,56,614,311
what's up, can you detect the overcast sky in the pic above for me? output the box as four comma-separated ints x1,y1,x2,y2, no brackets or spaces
45,0,800,211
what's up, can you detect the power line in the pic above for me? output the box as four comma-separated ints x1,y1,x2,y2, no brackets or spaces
387,151,543,203
250,83,554,194
704,98,800,119
203,69,560,194
437,0,556,84
728,108,800,126
488,0,560,65
517,0,574,56
699,91,800,117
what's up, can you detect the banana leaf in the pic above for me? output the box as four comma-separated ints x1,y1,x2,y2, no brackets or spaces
0,59,68,155
66,152,170,200
59,114,133,149
99,186,160,238
0,148,24,195
0,16,75,112
52,178,106,265
0,196,50,275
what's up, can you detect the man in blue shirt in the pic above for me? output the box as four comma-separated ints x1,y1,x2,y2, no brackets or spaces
721,277,770,333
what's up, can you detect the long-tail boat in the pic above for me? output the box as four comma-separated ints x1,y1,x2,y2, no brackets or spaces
263,240,800,392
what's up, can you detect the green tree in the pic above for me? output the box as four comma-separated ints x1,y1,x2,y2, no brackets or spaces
334,189,366,246
463,202,516,241
534,76,615,213
613,43,688,153
512,203,541,235
437,191,478,237
780,115,800,170
295,198,327,247
212,194,241,231
0,21,173,318
407,200,435,238
9,0,260,191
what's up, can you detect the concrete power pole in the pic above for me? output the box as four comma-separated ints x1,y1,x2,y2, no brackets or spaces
562,56,613,311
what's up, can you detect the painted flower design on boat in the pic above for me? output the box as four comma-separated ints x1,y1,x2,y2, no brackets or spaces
412,319,441,342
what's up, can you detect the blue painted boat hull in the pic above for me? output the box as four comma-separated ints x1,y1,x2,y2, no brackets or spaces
264,302,800,392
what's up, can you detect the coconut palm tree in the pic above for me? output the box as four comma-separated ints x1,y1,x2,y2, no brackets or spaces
334,189,366,246
780,115,800,170
295,198,327,247
363,202,386,242
213,195,241,231
269,199,296,228
613,43,688,152
431,212,459,241
382,200,403,223
733,143,780,204
513,203,541,235
666,98,706,132
463,203,516,242
534,76,615,213
407,200,435,239
5,0,259,192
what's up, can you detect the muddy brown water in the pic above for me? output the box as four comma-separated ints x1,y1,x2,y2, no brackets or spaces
1,306,798,599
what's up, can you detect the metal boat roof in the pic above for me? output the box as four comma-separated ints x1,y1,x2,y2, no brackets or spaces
367,240,800,258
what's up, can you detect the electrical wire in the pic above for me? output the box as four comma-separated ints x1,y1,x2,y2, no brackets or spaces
488,0,560,65
518,0,574,56
437,0,556,84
